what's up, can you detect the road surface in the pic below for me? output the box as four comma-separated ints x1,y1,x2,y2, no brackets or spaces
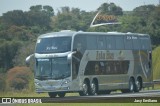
41,90,160,103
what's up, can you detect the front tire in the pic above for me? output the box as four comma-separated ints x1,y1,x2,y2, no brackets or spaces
58,92,66,98
48,92,57,98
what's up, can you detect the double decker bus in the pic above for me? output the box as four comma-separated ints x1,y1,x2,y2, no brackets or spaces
27,31,153,97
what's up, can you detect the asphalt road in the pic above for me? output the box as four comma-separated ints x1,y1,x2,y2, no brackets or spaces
41,90,160,103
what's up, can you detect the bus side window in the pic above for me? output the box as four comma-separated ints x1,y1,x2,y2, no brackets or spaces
124,36,133,50
87,35,97,50
140,37,150,50
133,36,140,50
97,36,106,50
73,35,86,54
106,36,116,50
116,36,124,50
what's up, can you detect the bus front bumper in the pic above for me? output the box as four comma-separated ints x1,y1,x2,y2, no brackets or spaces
35,86,71,93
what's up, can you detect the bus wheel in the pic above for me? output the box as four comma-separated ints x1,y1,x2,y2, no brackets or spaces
129,78,135,93
135,78,142,92
90,80,98,95
79,80,89,96
48,92,57,98
58,92,66,98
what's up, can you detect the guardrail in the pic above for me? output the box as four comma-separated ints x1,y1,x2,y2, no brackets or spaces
153,80,160,84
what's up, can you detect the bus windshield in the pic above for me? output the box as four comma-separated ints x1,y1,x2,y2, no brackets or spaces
36,37,71,53
35,57,71,80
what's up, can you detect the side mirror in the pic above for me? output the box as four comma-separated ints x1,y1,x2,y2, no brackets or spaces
25,54,34,66
67,52,76,64
73,49,77,53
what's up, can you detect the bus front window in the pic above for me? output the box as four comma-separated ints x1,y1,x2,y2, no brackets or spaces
35,57,71,80
35,59,52,80
52,57,71,80
36,37,71,53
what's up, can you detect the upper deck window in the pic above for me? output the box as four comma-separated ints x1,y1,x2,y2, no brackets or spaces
124,36,133,49
97,36,106,50
36,36,71,53
87,35,97,50
106,36,116,49
140,37,150,50
116,36,124,49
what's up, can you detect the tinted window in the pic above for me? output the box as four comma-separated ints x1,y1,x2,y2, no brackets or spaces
97,36,106,50
140,37,150,50
87,35,97,50
106,36,116,49
36,37,71,53
73,35,86,54
84,60,129,75
124,36,133,49
132,36,140,50
116,36,124,49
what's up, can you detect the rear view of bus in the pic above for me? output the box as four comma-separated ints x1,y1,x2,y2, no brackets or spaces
34,31,74,98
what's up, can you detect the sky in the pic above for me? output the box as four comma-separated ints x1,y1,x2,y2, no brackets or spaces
0,0,159,16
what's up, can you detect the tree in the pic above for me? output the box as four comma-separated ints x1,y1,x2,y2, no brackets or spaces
132,5,160,45
30,5,42,12
26,5,53,31
133,5,156,17
147,5,160,45
97,2,123,15
13,41,35,70
51,7,93,31
0,40,22,71
2,10,26,26
43,5,54,16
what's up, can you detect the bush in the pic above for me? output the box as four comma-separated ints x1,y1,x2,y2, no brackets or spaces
6,66,32,91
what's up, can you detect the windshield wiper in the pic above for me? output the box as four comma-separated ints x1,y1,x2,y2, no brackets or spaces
36,75,50,80
53,74,67,80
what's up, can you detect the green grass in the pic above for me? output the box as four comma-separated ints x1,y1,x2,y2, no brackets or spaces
0,91,47,97
152,46,160,80
153,84,160,89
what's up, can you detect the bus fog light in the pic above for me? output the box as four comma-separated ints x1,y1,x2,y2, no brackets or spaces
62,79,70,84
35,82,41,86
64,81,68,84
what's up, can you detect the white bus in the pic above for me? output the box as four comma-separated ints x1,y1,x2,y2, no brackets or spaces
28,31,153,97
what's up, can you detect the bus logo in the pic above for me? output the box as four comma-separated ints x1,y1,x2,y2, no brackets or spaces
2,98,11,104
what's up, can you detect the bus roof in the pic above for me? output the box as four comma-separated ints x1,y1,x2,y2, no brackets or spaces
38,31,149,38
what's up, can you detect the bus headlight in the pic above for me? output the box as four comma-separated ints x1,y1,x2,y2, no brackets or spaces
35,82,42,88
62,79,70,85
